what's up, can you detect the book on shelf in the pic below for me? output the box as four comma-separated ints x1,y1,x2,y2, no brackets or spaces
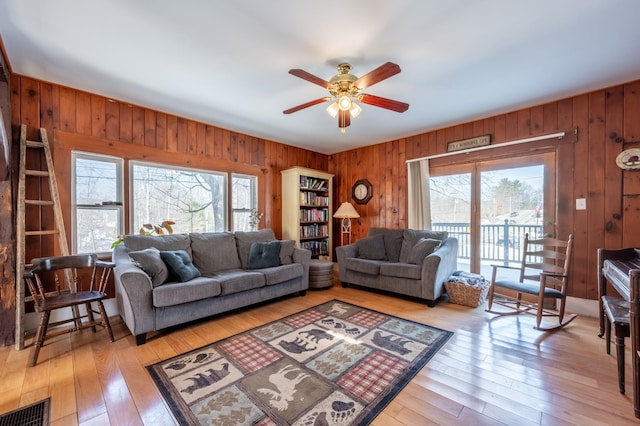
299,176,328,191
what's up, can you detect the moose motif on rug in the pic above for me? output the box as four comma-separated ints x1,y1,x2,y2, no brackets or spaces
257,364,309,411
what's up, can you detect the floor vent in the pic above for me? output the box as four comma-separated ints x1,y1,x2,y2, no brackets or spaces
0,398,49,426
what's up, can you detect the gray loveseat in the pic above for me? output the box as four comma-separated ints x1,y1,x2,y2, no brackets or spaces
113,229,310,344
336,228,458,306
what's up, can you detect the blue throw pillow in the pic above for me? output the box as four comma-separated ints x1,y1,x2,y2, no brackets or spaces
247,241,281,269
160,250,201,282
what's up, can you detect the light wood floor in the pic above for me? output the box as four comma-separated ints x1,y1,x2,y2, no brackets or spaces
0,285,637,425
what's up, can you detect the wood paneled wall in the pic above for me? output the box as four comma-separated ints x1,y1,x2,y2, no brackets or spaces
329,80,640,300
8,74,640,304
8,75,328,280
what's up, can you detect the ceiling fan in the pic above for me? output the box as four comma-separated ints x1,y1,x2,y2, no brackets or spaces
283,62,409,133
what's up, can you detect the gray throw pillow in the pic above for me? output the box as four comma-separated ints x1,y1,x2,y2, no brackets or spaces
356,234,386,260
129,247,169,287
408,238,442,264
248,241,281,269
160,250,201,282
279,240,295,265
399,229,448,262
368,228,404,262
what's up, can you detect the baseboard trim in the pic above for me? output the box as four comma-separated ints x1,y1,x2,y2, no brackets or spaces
566,296,598,318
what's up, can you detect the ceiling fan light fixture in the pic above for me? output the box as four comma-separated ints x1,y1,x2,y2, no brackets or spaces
338,95,352,111
349,101,362,118
284,61,407,134
326,102,339,118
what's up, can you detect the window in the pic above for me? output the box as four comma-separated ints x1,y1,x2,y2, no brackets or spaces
231,173,258,231
131,162,227,233
72,153,124,253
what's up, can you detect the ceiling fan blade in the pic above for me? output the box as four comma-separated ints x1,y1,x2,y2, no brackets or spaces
353,62,401,90
338,109,351,129
288,69,332,89
283,97,331,114
358,94,409,113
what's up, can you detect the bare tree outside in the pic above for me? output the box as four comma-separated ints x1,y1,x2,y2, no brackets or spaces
132,164,227,233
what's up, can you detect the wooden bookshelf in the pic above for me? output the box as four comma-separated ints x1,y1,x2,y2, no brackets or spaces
281,166,333,260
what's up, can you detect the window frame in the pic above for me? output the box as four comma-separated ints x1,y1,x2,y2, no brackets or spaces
231,173,258,231
71,151,124,254
129,159,230,234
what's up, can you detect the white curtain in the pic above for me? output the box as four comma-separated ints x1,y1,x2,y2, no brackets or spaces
407,159,431,230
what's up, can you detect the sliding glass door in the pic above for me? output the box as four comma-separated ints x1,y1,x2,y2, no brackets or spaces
429,152,555,275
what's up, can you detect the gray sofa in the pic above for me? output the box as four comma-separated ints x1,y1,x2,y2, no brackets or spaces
336,228,458,306
113,229,311,345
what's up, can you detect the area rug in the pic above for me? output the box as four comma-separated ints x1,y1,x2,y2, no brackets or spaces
147,300,453,425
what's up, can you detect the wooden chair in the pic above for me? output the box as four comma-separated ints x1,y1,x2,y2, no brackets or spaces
486,233,576,331
23,254,115,366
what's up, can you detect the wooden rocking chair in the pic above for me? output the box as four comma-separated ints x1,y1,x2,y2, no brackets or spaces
23,254,115,366
486,233,576,331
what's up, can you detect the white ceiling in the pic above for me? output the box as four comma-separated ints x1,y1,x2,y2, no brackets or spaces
2,1,640,155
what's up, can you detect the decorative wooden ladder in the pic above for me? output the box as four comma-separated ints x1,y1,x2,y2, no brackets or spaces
16,124,70,350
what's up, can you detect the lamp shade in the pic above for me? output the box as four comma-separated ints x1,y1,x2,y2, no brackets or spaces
334,202,360,218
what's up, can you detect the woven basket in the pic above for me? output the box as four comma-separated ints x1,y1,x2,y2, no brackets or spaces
445,273,490,307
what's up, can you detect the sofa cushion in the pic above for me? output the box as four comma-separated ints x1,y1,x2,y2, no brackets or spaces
368,228,404,262
248,241,281,269
124,233,192,256
356,234,386,260
399,229,448,262
258,263,304,285
128,247,170,287
214,269,266,295
190,232,241,273
345,258,383,275
235,229,276,269
379,262,422,280
408,238,442,264
160,250,201,282
279,240,295,265
152,276,221,307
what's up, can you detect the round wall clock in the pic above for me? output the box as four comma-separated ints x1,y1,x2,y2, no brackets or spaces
352,179,373,204
616,148,640,170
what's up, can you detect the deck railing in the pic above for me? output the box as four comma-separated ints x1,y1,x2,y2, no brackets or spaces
432,220,544,265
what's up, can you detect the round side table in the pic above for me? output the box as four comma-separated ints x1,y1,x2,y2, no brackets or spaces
309,259,334,289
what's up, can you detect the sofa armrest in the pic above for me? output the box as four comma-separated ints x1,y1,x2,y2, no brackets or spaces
113,245,155,337
336,243,357,282
421,237,458,301
293,247,312,289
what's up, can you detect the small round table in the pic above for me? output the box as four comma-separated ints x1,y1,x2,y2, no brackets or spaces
308,259,334,289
